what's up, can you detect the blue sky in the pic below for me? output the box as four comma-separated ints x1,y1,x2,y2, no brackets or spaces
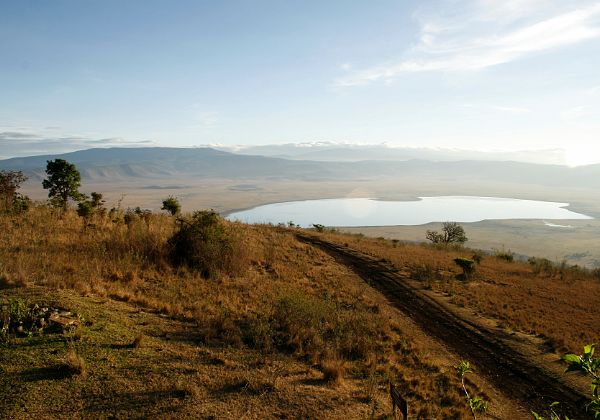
1,0,599,165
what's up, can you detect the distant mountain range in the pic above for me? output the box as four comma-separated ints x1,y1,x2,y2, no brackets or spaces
1,147,599,190
214,142,567,165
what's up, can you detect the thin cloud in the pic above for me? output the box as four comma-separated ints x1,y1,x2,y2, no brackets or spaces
489,106,531,114
0,131,154,160
461,104,531,114
335,2,600,86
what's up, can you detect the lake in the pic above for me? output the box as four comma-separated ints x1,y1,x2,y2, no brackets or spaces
226,196,593,227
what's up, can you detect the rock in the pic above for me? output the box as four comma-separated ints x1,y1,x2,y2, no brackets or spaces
48,313,79,332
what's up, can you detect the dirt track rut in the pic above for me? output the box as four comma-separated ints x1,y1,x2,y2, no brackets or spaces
297,234,590,418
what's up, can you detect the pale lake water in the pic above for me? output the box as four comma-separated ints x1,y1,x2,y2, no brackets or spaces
226,196,593,227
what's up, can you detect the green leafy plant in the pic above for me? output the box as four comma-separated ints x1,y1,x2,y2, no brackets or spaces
563,344,600,419
456,361,488,419
531,402,570,420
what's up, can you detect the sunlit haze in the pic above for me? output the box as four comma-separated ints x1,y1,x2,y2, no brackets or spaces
1,0,599,165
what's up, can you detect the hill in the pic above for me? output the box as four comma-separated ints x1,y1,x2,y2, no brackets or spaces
1,207,597,418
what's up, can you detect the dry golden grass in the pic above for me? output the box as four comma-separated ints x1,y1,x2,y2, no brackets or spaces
0,207,494,418
62,347,86,378
320,230,600,353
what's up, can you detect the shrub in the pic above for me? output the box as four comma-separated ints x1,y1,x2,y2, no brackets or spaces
471,251,484,264
493,247,514,262
312,223,325,232
161,196,181,216
168,210,244,278
0,170,30,214
77,200,94,221
321,359,345,385
454,258,475,280
270,293,329,359
528,257,554,275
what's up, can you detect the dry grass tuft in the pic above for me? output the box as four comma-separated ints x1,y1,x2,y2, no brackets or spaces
321,359,345,385
62,348,86,378
132,333,144,348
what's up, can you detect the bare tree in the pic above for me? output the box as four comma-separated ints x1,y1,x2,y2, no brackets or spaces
426,221,467,244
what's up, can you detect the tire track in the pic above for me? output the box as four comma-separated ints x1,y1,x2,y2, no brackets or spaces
297,234,590,418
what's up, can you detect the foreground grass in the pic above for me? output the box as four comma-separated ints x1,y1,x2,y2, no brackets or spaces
1,208,484,418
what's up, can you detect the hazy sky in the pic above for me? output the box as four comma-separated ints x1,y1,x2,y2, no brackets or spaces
1,0,600,165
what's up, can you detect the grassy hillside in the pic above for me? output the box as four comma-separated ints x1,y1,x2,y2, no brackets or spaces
1,207,598,418
0,207,486,419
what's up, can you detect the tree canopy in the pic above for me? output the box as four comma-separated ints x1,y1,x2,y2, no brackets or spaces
42,159,82,210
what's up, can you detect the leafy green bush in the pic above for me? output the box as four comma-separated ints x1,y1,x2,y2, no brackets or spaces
168,210,244,278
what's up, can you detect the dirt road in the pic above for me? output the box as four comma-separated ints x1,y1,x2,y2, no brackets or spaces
297,234,590,418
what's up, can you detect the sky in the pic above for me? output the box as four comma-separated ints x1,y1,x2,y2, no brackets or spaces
1,0,600,165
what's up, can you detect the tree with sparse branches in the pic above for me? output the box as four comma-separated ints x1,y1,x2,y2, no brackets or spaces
426,222,468,245
42,159,82,210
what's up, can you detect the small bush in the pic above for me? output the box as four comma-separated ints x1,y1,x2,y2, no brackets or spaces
270,293,329,359
161,196,181,216
528,257,554,275
454,258,475,280
471,251,484,264
312,223,325,232
321,359,345,384
493,247,514,262
168,210,246,278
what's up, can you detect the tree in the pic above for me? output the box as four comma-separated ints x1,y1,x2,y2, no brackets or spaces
161,196,181,216
426,221,467,244
42,159,82,210
0,170,29,213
